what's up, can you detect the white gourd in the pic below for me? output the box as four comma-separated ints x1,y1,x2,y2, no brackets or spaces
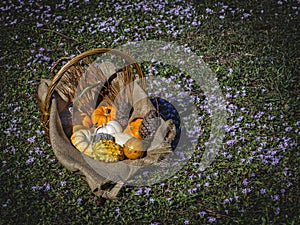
70,129,93,157
95,120,123,135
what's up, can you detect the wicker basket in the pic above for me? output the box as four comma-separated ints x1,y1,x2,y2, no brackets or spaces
37,48,176,198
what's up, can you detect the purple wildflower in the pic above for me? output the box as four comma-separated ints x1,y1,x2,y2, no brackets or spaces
242,188,251,194
204,182,210,187
272,195,279,201
208,216,216,222
243,178,248,186
27,136,36,143
206,8,213,13
34,147,43,154
260,188,266,194
26,156,35,164
44,183,51,191
144,187,151,195
198,211,206,216
223,198,230,204
135,187,143,195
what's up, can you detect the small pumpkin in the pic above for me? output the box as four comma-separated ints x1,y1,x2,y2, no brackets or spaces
93,140,125,162
95,121,123,136
124,118,143,139
91,105,116,127
123,137,145,160
71,129,93,157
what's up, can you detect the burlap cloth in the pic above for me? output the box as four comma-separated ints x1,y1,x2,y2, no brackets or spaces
37,62,176,199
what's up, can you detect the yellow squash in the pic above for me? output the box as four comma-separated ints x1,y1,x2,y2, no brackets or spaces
93,140,125,162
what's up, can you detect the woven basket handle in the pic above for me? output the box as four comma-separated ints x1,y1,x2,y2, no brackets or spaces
42,48,145,134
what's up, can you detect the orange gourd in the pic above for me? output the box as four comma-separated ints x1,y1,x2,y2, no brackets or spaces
124,118,143,139
91,106,116,127
123,138,145,160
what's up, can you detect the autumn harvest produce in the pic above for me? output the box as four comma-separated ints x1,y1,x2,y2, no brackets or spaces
124,118,143,139
70,106,147,162
91,105,117,127
123,137,145,160
70,128,93,157
93,139,125,162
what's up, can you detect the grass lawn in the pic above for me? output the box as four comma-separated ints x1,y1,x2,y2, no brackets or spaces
0,0,299,224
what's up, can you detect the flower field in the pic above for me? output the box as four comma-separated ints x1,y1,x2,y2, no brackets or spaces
0,0,299,224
